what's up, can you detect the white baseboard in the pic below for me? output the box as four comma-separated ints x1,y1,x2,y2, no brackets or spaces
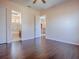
47,38,79,45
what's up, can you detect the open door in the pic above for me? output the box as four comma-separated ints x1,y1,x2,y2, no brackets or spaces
11,10,22,42
40,16,46,37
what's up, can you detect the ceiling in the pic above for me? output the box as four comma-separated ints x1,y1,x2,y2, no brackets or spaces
9,0,70,10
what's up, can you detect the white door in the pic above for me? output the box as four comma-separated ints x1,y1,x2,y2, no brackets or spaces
0,6,7,44
34,16,41,38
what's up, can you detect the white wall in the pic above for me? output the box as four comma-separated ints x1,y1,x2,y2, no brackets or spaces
42,0,79,45
0,0,41,43
22,8,41,40
0,6,6,44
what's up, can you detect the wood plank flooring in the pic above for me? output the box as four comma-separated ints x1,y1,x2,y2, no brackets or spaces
0,36,79,59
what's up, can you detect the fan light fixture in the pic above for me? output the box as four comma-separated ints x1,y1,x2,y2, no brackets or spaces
33,0,46,4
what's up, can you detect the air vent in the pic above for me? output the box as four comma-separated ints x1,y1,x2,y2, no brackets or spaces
27,5,31,8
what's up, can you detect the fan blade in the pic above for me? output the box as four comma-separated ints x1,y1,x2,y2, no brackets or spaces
42,0,46,3
33,0,37,4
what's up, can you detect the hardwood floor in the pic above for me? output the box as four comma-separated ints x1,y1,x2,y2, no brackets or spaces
0,36,79,59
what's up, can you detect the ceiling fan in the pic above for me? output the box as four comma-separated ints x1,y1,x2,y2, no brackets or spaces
33,0,46,4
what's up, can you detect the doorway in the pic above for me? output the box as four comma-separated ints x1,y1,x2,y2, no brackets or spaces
11,10,22,42
40,16,46,37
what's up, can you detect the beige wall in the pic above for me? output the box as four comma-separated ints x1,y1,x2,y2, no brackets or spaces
42,0,79,45
0,0,41,43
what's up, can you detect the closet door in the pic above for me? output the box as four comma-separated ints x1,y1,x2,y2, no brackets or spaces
0,6,7,44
